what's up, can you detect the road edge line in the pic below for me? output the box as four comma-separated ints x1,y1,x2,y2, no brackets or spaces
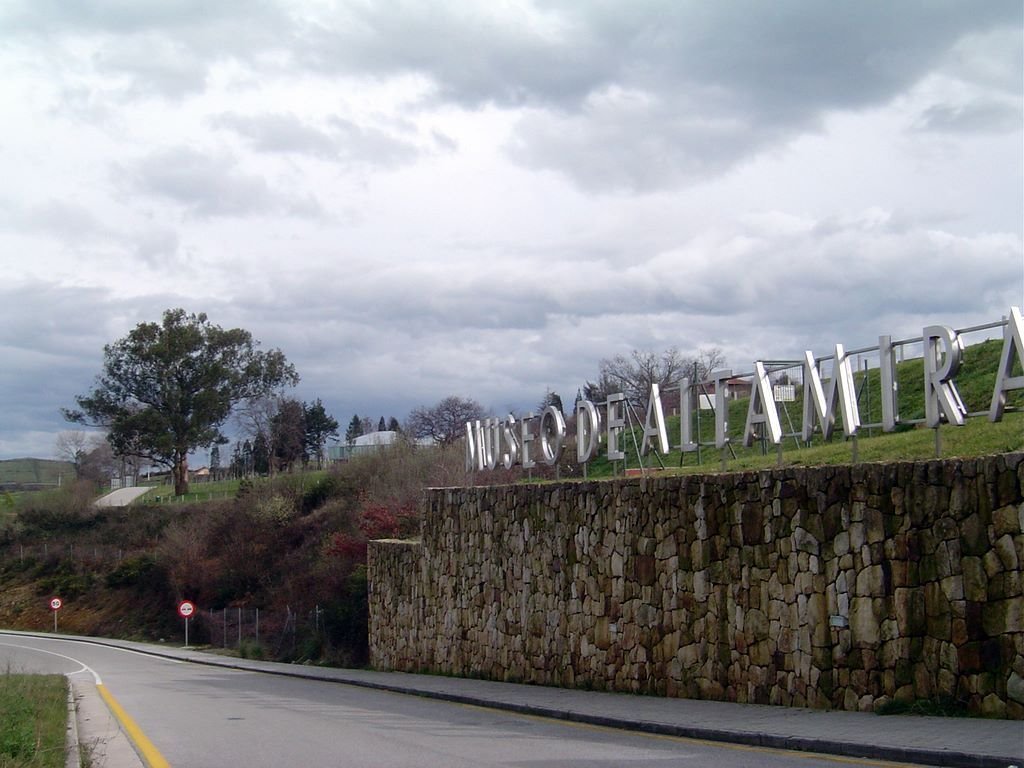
96,683,171,768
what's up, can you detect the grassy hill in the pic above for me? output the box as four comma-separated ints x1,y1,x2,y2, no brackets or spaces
0,459,73,488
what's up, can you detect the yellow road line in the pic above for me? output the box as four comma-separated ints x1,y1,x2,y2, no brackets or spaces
97,683,171,768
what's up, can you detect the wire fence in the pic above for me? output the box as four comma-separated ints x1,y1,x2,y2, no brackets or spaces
189,605,331,658
1,542,142,568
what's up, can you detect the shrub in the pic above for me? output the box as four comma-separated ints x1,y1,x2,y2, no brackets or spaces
106,554,166,592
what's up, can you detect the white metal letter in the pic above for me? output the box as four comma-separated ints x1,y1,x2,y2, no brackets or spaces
464,421,478,471
576,399,601,463
709,370,733,449
990,306,1024,422
606,393,626,461
924,325,967,428
520,413,537,469
801,346,860,440
640,383,670,455
540,406,566,466
484,418,500,470
879,335,899,432
743,362,782,447
678,379,698,452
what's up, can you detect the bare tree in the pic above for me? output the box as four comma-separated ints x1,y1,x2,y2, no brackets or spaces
406,396,486,446
80,441,116,485
55,431,95,478
593,346,727,406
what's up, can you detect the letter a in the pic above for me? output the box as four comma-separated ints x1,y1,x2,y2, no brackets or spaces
990,306,1024,421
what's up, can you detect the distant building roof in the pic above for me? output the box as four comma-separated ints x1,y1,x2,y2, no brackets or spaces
351,430,397,447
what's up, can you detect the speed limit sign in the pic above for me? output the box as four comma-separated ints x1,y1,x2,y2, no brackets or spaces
177,600,195,648
49,596,62,632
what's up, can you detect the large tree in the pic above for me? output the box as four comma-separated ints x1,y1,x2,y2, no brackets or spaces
406,395,485,446
63,309,298,495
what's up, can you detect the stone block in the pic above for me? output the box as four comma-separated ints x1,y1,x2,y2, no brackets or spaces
1008,671,1024,705
994,533,1019,571
850,597,880,647
983,598,1024,636
856,565,885,597
993,504,1022,537
962,557,987,602
981,693,1007,718
594,617,611,650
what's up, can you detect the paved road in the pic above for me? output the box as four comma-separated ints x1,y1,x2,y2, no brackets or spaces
0,633,956,768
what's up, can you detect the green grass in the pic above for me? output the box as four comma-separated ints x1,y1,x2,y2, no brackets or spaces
136,470,330,505
0,674,68,768
135,476,240,504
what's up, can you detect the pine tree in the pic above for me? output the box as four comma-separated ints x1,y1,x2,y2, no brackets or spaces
345,414,363,443
210,444,221,478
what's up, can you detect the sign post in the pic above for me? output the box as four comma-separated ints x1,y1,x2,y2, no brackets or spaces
177,600,195,647
49,596,62,633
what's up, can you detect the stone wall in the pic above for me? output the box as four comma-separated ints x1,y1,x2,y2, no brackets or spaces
368,454,1024,717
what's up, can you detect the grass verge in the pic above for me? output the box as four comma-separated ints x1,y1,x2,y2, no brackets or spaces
0,673,68,768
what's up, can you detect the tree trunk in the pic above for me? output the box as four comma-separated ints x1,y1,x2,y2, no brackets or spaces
173,453,189,496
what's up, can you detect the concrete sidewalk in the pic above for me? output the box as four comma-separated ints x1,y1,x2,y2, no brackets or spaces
68,635,1022,768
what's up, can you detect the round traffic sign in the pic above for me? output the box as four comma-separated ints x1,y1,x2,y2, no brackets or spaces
49,597,62,611
177,600,195,618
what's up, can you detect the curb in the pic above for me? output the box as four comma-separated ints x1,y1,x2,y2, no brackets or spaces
65,680,81,768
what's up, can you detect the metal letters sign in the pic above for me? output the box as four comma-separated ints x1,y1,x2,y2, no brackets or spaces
465,306,1024,471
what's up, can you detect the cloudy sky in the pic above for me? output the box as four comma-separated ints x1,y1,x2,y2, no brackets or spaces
1,1,1021,460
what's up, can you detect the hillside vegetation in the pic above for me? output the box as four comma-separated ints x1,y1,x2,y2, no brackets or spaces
0,338,1019,665
0,442,465,665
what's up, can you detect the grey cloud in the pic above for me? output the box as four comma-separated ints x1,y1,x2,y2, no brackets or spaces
915,100,1023,134
292,2,1022,190
212,113,340,157
505,3,1021,190
211,112,426,169
0,0,279,35
328,117,423,167
10,1,1020,189
133,227,181,267
294,2,613,108
93,35,209,99
7,199,106,243
0,282,124,458
119,146,316,219
2,0,288,90
508,93,777,191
